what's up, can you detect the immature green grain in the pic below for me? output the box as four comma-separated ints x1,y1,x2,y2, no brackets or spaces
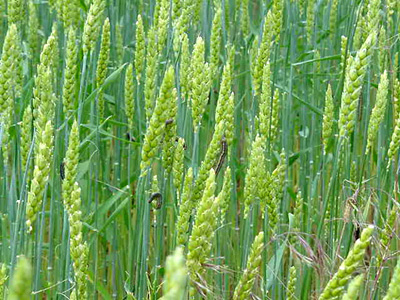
141,66,175,172
0,263,6,298
125,63,135,131
115,24,124,63
33,26,58,131
0,24,19,163
62,120,80,210
352,22,363,50
338,32,376,138
149,175,160,212
161,247,188,300
28,1,40,58
157,0,170,55
287,266,297,300
366,70,389,152
8,0,23,23
366,0,380,35
20,106,33,173
221,0,231,33
82,0,106,53
340,36,348,73
271,151,286,205
193,0,203,24
228,44,235,76
176,168,194,246
387,0,396,17
387,109,400,165
210,9,222,80
134,15,146,83
378,27,387,74
306,0,316,41
172,0,182,22
37,24,58,75
271,91,281,142
25,120,54,233
299,0,306,15
329,0,338,35
153,1,161,27
244,135,265,218
314,50,321,74
322,84,334,154
383,258,400,300
173,138,185,194
0,0,4,19
342,274,364,300
218,166,232,224
290,190,303,245
387,0,396,28
318,225,374,300
62,0,80,28
190,37,211,131
63,29,78,117
215,63,233,138
48,0,57,11
162,88,178,174
254,11,273,95
179,34,190,101
67,182,89,299
175,0,191,40
250,37,259,84
191,121,225,206
214,62,232,112
12,33,23,99
260,151,286,232
187,170,218,282
96,18,111,118
240,0,250,37
8,256,32,300
394,78,400,119
259,61,271,140
377,204,397,267
33,67,55,145
232,231,264,300
144,26,158,120
224,92,235,147
272,0,284,42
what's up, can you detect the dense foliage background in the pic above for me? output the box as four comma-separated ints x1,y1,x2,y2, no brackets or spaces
0,0,399,299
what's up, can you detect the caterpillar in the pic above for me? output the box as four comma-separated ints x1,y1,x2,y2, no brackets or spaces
215,135,228,176
60,162,65,180
148,192,163,209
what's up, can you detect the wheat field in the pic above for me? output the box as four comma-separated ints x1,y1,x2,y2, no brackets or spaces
0,0,399,299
